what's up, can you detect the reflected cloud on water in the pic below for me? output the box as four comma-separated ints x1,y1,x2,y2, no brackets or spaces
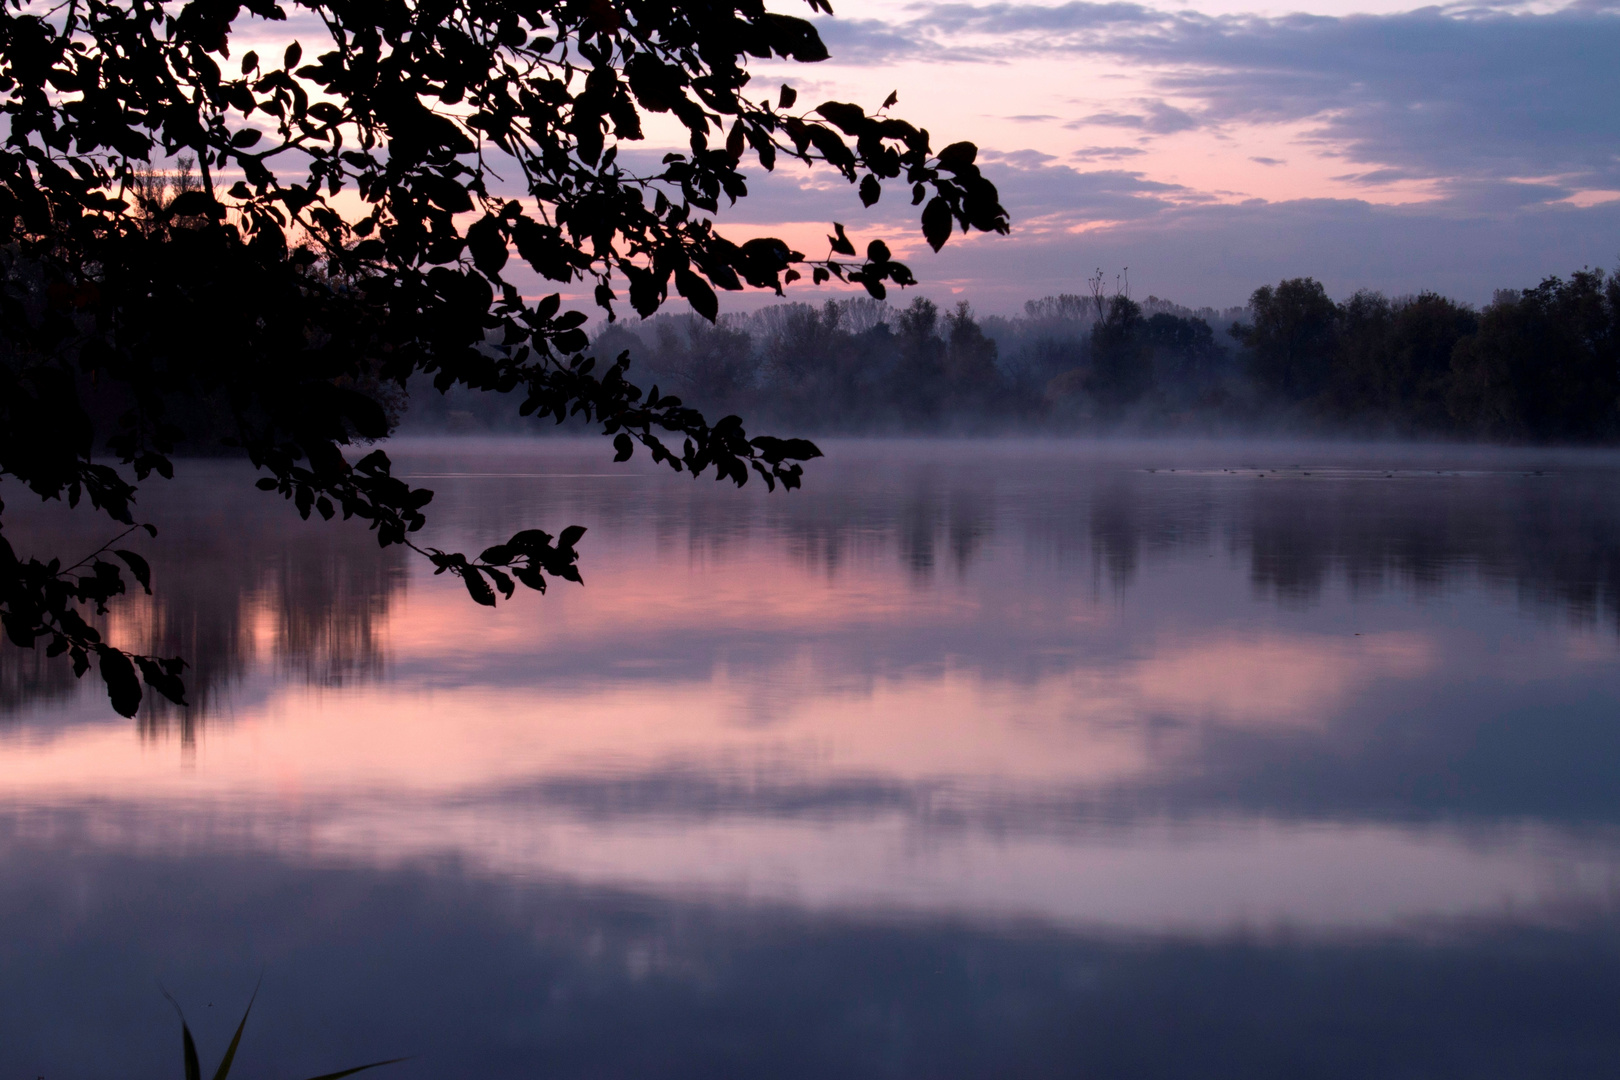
8,439,1613,728
2,440,1618,840
5,439,1620,1076
8,839,1620,1080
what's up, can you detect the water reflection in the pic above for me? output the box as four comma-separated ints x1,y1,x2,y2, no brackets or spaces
4,439,1620,1076
0,461,406,736
8,844,1620,1080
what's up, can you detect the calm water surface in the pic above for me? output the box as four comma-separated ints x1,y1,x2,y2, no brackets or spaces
5,438,1620,1078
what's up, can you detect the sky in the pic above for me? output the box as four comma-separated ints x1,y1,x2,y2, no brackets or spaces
680,0,1620,313
209,0,1620,316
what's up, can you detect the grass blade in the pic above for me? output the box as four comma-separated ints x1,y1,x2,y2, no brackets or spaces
181,1019,202,1080
158,982,402,1080
159,984,202,1080
210,981,260,1080
295,1056,409,1080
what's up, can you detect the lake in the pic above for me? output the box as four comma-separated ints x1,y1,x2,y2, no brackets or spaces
4,437,1620,1078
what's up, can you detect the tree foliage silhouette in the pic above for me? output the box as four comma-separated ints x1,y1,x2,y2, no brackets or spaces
1231,271,1618,437
1237,278,1338,401
0,0,1009,715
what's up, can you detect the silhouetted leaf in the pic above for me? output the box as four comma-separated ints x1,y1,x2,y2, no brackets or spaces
97,646,141,717
921,196,952,251
936,141,977,172
828,222,856,256
485,566,515,598
166,191,218,216
676,268,718,321
466,214,508,274
114,549,150,592
462,566,497,607
136,655,187,706
815,101,866,133
760,14,828,61
751,436,824,463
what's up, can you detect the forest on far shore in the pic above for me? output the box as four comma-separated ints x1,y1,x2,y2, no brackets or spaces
404,265,1620,443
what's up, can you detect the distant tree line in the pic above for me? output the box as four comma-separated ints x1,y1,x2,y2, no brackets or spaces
401,265,1620,442
405,288,1247,434
1242,270,1620,440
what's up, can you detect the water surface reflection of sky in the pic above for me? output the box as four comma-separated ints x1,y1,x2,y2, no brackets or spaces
4,438,1620,1078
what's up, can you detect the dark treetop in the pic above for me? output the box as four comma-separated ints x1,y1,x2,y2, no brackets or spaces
0,0,1010,715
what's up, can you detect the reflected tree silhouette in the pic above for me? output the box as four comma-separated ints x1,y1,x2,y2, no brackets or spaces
1245,493,1333,606
898,482,944,579
603,448,1620,628
1235,472,1620,623
2,466,405,733
893,478,994,581
10,446,1620,730
0,638,75,713
1087,480,1143,590
136,527,404,745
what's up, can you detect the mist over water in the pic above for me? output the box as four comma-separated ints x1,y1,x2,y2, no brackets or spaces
5,437,1620,1078
412,267,1620,448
